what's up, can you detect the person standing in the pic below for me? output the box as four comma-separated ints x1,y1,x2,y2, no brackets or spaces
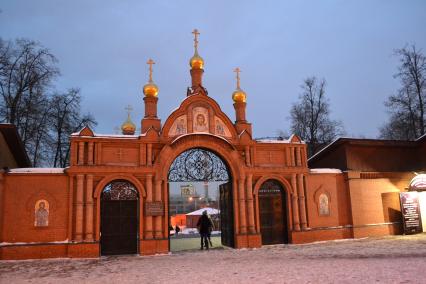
197,210,213,250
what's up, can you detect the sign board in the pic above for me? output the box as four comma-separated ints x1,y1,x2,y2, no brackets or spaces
399,192,423,234
145,202,164,216
181,184,196,197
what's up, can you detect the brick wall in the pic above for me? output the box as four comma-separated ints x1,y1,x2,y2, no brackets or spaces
1,174,69,243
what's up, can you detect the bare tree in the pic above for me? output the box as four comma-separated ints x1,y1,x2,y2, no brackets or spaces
49,89,97,167
290,76,345,156
0,38,59,165
0,38,59,124
0,38,97,167
380,45,426,140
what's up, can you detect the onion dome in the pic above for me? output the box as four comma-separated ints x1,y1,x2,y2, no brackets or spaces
189,29,204,70
232,88,247,103
232,67,247,103
143,58,159,97
121,105,136,135
143,82,159,97
190,53,204,70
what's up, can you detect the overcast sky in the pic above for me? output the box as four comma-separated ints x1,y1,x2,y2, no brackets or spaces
1,1,425,138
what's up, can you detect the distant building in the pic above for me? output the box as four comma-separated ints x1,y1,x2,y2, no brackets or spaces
0,124,31,169
309,135,426,238
186,207,220,229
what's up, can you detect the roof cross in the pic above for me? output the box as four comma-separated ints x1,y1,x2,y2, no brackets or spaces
116,148,124,161
192,29,200,50
147,58,155,82
125,104,133,115
234,67,241,89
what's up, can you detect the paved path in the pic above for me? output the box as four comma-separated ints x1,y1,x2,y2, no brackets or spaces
1,234,426,283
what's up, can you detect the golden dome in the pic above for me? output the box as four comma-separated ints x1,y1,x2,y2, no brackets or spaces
121,109,136,135
190,53,204,69
143,58,159,97
232,67,247,103
232,88,247,103
189,29,204,69
143,82,159,97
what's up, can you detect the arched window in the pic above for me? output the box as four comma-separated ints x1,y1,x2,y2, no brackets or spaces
101,180,138,200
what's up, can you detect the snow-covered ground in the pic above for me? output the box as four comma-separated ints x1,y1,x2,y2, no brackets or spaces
1,234,426,283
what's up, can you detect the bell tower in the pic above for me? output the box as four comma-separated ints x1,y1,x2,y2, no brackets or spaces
187,29,208,96
141,58,161,133
232,67,252,135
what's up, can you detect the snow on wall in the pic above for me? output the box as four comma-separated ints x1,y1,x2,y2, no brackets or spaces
8,168,65,174
309,168,342,174
256,139,292,143
71,133,140,138
0,240,69,246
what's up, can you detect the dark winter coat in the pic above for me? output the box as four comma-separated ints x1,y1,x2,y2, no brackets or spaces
196,214,213,235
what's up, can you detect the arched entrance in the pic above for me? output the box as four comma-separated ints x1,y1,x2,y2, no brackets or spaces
100,180,139,255
259,179,288,245
167,148,234,251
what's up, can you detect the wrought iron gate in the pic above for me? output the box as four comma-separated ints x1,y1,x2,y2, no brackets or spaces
168,148,234,248
168,148,229,182
220,182,235,247
101,181,138,255
259,180,288,245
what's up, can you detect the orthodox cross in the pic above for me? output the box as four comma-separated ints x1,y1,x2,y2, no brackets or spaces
192,29,200,50
234,67,241,89
147,58,155,83
116,148,124,161
125,104,133,116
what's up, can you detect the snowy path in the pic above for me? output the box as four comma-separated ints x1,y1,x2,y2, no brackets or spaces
1,234,426,283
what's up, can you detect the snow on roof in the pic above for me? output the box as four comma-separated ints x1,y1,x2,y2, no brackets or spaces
92,133,139,138
71,132,140,139
186,207,220,216
9,168,65,174
0,239,69,246
255,136,305,144
309,168,342,174
308,137,341,161
256,139,291,143
416,133,426,142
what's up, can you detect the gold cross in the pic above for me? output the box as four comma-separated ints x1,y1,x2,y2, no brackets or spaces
116,148,124,161
234,67,241,89
192,29,200,49
147,58,155,82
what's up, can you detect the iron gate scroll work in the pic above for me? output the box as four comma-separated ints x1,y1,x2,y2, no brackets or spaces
168,148,234,248
101,181,139,255
259,179,288,245
168,148,229,182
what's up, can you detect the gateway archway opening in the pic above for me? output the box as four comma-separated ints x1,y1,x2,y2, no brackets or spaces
168,148,234,251
259,179,289,245
100,180,139,255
